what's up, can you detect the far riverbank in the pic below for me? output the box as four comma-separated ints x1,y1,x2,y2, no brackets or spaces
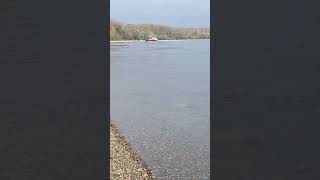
110,39,210,43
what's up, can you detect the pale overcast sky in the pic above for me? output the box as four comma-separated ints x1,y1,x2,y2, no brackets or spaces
111,0,210,28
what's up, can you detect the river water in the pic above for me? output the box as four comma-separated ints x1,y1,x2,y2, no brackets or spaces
111,40,210,179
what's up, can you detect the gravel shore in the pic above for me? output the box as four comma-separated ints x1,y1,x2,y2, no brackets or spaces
110,124,155,180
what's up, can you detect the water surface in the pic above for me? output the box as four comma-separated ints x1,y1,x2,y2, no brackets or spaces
111,40,210,179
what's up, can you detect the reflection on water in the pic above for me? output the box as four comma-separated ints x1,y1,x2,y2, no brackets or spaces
111,40,210,179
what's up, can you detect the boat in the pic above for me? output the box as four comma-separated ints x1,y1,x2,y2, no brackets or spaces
146,36,158,41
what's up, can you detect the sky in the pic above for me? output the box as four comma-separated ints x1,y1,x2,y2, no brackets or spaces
110,0,210,28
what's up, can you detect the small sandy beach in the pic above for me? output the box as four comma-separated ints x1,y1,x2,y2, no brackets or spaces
110,124,155,180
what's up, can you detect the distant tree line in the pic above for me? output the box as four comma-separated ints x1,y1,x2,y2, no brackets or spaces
110,20,210,41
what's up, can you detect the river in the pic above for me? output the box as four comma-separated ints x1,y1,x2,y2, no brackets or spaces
111,39,210,179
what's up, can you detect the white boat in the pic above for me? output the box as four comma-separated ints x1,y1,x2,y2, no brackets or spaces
146,36,158,41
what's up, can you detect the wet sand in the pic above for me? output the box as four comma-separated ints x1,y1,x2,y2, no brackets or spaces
110,124,155,180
